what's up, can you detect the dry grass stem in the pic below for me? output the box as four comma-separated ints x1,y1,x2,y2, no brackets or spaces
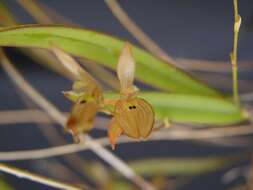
0,109,54,125
16,0,54,24
0,163,83,190
105,0,178,66
241,92,253,102
177,58,253,73
0,109,110,130
0,124,252,161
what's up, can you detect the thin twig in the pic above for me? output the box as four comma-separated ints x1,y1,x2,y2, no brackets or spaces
15,0,54,24
241,92,253,102
0,109,110,131
0,109,53,125
0,49,156,190
177,58,253,73
0,124,253,161
222,166,248,184
0,163,83,190
230,0,242,106
193,72,253,91
105,0,178,66
0,138,108,161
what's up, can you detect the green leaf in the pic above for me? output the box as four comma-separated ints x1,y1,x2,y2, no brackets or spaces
105,92,247,124
0,177,14,190
128,156,240,176
0,25,220,96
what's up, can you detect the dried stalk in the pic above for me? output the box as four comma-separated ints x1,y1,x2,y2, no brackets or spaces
0,124,253,161
241,92,253,102
195,73,253,91
0,49,156,190
0,163,83,190
0,109,109,130
15,0,54,24
0,138,106,161
0,109,53,125
177,58,253,73
105,0,178,66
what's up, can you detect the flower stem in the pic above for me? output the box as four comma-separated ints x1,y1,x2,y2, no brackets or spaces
0,163,83,190
230,0,241,107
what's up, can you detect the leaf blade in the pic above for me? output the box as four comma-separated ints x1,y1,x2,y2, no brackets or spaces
105,92,247,124
0,25,220,96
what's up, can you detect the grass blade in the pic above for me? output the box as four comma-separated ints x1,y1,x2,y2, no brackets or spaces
105,92,247,124
0,25,220,96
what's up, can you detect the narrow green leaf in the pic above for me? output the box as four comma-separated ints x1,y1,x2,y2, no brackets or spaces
0,25,220,96
129,156,240,176
105,92,247,124
0,177,14,190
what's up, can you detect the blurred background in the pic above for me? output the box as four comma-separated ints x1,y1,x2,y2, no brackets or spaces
1,0,253,189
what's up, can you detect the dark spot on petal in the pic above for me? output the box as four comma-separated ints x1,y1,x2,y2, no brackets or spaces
80,100,86,104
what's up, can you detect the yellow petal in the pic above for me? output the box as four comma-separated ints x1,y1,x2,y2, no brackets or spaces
62,90,85,102
117,42,136,94
66,96,99,142
115,97,154,139
50,44,83,78
108,118,123,150
51,45,102,97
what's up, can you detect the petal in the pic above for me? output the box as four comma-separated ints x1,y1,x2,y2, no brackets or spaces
115,98,154,139
66,96,99,142
108,118,123,150
117,42,136,93
50,44,83,78
63,90,85,102
51,45,102,97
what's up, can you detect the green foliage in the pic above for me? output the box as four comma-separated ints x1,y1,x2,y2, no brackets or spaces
0,25,247,124
0,25,220,96
0,1,250,190
128,157,234,176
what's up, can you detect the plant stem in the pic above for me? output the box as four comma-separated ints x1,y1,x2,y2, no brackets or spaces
0,109,110,130
105,0,178,66
230,0,241,106
0,163,83,190
0,124,253,161
15,0,54,24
